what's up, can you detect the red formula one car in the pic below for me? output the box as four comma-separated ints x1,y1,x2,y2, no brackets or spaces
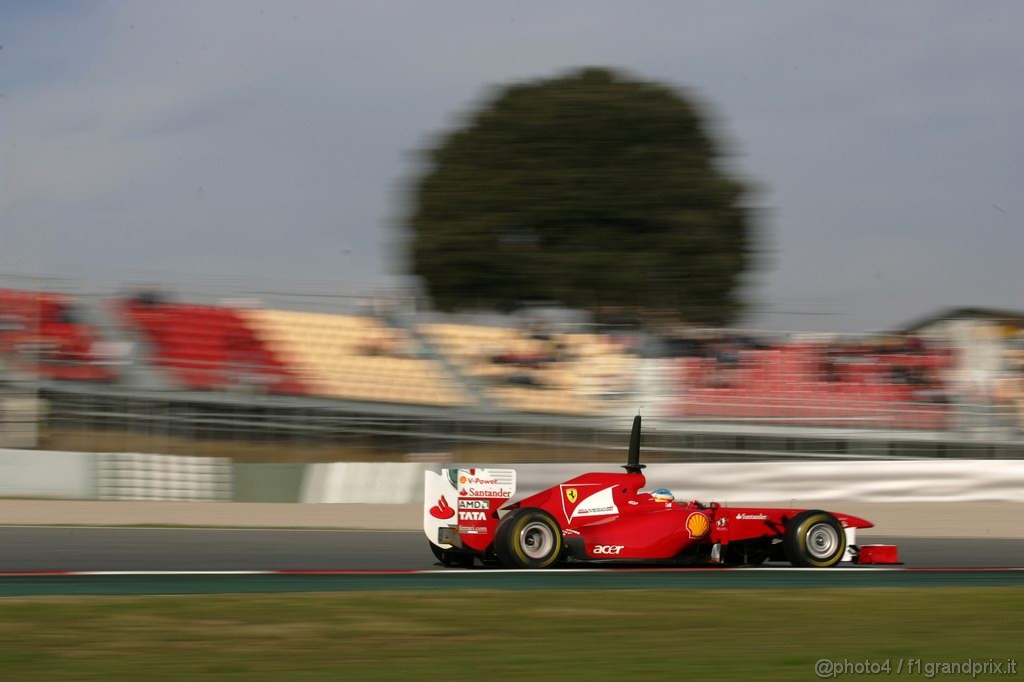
424,416,899,569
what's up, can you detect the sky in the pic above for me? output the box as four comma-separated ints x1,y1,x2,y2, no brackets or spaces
1,1,1022,331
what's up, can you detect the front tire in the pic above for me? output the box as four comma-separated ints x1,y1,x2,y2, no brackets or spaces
494,509,563,569
783,510,847,568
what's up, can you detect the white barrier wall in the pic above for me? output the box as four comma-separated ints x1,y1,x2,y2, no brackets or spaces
0,449,94,499
3,448,1024,505
511,460,1024,504
96,453,232,501
302,459,1024,505
302,462,430,504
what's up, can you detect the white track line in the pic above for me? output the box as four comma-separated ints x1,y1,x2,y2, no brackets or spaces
2,567,1023,577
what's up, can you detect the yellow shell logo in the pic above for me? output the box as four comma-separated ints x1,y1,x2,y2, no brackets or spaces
686,512,710,539
565,488,578,504
459,475,467,484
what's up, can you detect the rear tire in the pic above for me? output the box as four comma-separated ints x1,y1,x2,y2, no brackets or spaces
429,541,475,568
494,509,563,569
783,510,846,568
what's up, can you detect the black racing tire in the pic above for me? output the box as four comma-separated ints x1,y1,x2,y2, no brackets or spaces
494,508,563,569
428,541,475,568
783,510,847,568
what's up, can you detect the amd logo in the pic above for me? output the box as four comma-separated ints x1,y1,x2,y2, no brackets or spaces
459,511,487,521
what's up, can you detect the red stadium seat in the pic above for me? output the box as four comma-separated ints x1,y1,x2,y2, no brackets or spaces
118,298,307,395
0,289,116,382
672,340,949,429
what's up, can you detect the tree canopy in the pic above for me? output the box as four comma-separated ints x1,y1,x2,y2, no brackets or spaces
405,68,756,325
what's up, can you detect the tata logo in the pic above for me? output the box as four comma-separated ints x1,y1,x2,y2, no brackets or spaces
458,511,486,521
592,545,624,555
565,488,578,504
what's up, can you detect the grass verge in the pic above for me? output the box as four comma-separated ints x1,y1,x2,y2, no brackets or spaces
0,588,1020,681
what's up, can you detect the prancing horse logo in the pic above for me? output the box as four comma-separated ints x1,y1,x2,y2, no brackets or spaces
565,488,578,504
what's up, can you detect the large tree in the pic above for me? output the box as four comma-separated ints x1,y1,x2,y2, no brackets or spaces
405,68,756,324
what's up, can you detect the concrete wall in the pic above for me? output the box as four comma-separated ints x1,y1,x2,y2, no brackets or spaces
3,449,1024,506
512,460,1024,504
96,453,232,501
233,463,305,503
0,449,93,499
301,462,430,504
302,459,1024,505
0,450,230,501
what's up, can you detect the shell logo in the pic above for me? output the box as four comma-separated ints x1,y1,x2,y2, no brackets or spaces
685,512,710,539
459,475,467,484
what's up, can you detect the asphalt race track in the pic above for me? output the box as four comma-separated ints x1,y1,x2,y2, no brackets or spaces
2,527,1023,572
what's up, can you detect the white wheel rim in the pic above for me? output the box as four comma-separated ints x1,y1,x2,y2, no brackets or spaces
519,521,555,560
806,522,839,560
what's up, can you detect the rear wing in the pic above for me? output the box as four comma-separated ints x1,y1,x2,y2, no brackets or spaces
424,468,516,548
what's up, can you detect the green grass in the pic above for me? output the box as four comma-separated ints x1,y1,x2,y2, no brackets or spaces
0,588,1020,681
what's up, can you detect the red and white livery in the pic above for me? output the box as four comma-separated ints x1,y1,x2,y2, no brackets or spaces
424,416,899,569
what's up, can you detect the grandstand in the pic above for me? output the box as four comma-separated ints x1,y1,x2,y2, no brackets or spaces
0,289,115,382
2,283,1023,461
118,296,306,395
241,309,467,407
674,339,950,429
419,322,634,415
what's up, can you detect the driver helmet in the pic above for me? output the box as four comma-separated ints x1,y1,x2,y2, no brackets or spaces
650,488,675,503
